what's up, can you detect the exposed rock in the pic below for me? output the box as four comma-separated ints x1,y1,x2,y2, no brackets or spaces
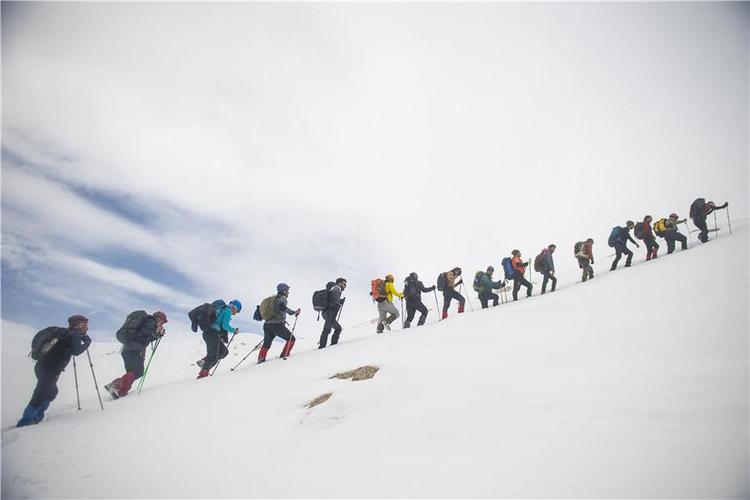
330,365,379,381
306,393,332,409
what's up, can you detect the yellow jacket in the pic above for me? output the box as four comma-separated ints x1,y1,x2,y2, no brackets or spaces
385,281,404,303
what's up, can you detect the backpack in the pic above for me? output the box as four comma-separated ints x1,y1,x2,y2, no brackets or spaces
533,251,545,272
312,282,336,311
370,279,387,301
574,241,584,256
188,302,218,332
436,272,448,292
653,218,668,237
633,222,644,240
501,257,514,280
690,198,706,219
116,310,149,342
608,227,621,247
253,305,263,321
472,271,484,292
30,327,68,362
259,295,277,320
404,278,419,300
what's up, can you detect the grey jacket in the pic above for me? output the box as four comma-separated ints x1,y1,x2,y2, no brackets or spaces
265,294,297,324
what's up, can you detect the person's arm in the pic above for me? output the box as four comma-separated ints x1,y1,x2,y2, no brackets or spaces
419,281,435,293
69,330,91,355
627,233,638,245
386,281,404,299
218,308,238,334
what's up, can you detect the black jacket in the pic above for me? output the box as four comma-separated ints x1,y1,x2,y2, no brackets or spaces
404,278,435,302
40,328,91,373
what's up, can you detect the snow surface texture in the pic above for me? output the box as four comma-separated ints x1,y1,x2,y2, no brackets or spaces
2,223,748,498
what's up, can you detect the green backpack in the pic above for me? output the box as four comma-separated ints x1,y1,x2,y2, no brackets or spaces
259,296,277,320
472,271,485,292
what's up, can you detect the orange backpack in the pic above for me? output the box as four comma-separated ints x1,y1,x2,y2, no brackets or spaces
370,279,386,301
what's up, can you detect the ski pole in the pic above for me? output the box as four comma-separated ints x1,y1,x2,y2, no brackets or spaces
336,300,345,323
72,356,81,410
726,207,733,235
713,211,718,235
433,289,440,321
85,349,104,411
210,331,237,376
684,219,693,244
461,283,474,311
231,340,264,371
137,337,161,394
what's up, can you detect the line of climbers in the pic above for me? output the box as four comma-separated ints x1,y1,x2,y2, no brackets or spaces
16,197,731,427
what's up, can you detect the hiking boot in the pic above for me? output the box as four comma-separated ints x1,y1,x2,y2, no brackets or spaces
382,320,391,331
196,357,206,368
441,311,448,320
403,321,411,329
458,304,465,314
197,369,210,379
17,404,42,427
104,381,120,400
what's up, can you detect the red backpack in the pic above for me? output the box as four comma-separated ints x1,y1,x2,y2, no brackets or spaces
370,279,386,302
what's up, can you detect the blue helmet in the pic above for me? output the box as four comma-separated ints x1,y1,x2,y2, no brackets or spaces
229,299,242,312
277,283,290,294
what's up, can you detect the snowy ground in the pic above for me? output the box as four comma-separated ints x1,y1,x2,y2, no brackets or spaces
2,224,748,498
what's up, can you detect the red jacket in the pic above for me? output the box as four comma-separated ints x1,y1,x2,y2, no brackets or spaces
511,256,527,274
582,241,594,260
642,220,654,239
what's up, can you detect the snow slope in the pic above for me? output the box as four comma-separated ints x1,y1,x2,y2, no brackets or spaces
2,224,748,498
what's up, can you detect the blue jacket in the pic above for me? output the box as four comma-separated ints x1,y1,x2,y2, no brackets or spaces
210,306,237,334
541,250,555,273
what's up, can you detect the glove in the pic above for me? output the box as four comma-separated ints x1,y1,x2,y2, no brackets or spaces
191,323,198,333
295,308,301,317
339,297,346,305
234,327,239,335
220,331,229,344
591,260,594,265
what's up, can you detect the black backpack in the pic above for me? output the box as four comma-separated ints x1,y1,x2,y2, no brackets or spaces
30,327,68,362
574,241,584,255
312,282,336,311
188,303,217,332
116,311,149,343
690,198,706,219
633,222,645,240
436,272,448,292
404,277,419,299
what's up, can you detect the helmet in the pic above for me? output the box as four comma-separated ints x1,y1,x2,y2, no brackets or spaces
153,311,168,323
276,283,290,294
229,300,242,312
385,273,394,282
486,266,494,274
669,213,678,219
626,220,635,227
409,272,418,281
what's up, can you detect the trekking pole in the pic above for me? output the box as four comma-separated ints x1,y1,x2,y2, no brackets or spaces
713,211,718,235
137,337,161,394
400,299,404,328
433,289,441,321
459,283,474,311
336,301,345,323
210,331,237,376
72,356,81,410
726,207,733,235
231,339,264,371
684,219,694,244
85,349,104,411
281,315,299,359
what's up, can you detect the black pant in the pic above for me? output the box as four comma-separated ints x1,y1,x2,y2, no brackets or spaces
442,288,465,313
319,309,342,348
665,232,687,254
611,241,633,270
512,272,532,300
478,290,499,308
541,271,557,293
694,217,709,242
263,322,295,349
577,257,594,281
29,363,62,407
405,299,428,326
202,329,228,370
121,349,146,379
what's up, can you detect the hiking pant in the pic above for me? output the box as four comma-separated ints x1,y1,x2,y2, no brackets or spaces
577,257,594,281
694,217,709,243
121,349,146,379
611,242,633,270
665,232,688,254
512,272,532,300
202,328,228,370
541,271,557,293
644,237,659,260
259,323,296,361
377,300,399,332
319,308,342,348
442,288,465,314
478,290,499,308
29,363,62,407
405,299,428,327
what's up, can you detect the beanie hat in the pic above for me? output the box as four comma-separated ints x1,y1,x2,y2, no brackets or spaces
277,283,290,294
153,311,168,323
68,314,89,326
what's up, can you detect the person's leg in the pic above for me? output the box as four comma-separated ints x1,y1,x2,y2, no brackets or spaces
202,329,220,369
611,245,623,270
479,291,489,309
677,232,687,250
513,277,521,300
665,234,676,254
491,292,499,306
416,301,429,325
695,217,709,242
277,325,296,358
624,246,634,267
385,302,399,325
330,318,343,345
258,323,277,362
645,238,654,260
522,277,533,297
377,301,388,332
404,302,417,327
442,291,452,317
541,271,550,294
549,274,557,292
319,309,334,348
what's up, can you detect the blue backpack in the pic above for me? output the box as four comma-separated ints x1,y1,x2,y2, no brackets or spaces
608,227,621,248
501,257,514,280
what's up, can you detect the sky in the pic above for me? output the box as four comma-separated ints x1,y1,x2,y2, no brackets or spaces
1,2,748,341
